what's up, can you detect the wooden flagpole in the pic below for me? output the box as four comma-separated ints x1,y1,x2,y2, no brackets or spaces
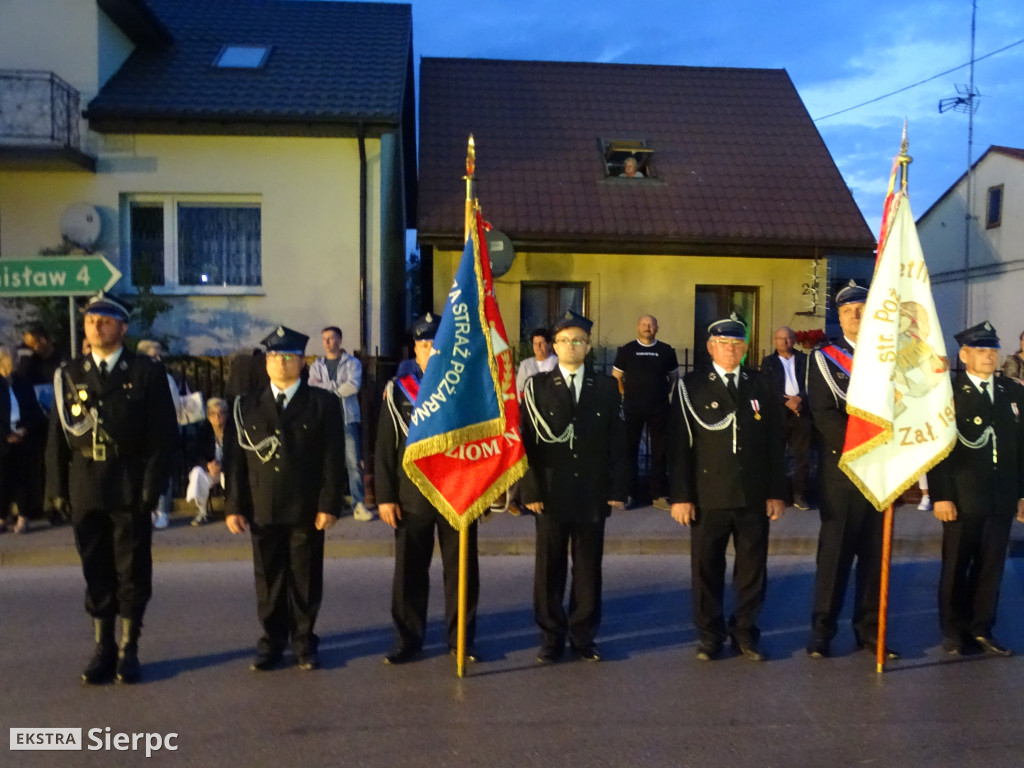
876,503,895,672
876,129,911,674
455,135,476,679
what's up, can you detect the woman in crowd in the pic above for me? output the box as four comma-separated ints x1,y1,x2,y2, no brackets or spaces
0,345,47,533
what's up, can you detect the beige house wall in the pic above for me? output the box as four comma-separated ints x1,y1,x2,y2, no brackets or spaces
0,133,388,356
432,248,824,362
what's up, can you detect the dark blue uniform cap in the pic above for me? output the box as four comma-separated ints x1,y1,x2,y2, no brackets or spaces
411,312,440,341
707,312,747,339
84,293,131,322
954,321,1000,349
261,325,309,354
836,280,869,307
552,309,593,336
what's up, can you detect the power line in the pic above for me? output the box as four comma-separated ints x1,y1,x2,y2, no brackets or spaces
813,37,1024,122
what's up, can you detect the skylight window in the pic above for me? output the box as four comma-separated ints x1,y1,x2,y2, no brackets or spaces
602,138,654,179
214,45,271,69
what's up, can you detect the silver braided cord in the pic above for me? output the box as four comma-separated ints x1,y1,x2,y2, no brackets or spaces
814,350,847,405
54,367,94,438
233,395,280,464
677,378,737,453
523,377,576,449
384,381,409,443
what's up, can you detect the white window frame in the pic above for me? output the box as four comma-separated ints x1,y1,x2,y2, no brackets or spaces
122,193,264,296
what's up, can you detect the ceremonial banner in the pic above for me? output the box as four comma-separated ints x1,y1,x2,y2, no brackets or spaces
838,157,956,510
402,212,527,528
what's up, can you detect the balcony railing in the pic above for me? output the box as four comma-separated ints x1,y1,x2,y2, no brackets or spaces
0,69,83,150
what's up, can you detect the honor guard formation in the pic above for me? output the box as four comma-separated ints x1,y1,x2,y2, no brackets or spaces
13,285,1024,683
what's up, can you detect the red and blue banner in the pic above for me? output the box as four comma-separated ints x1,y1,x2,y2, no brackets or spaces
401,212,527,528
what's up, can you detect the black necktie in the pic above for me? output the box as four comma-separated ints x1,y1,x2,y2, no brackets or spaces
725,372,738,401
275,392,287,415
979,381,993,418
98,360,108,382
568,373,578,405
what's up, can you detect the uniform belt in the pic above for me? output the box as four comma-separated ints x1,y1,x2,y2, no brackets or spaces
79,445,119,459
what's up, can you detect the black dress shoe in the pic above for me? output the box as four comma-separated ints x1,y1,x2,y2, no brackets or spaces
82,646,118,684
574,644,601,662
858,639,901,660
974,635,1013,657
115,648,141,684
806,638,830,658
297,651,321,671
941,638,965,655
250,649,284,672
695,640,722,661
732,638,767,662
383,646,422,665
536,646,564,665
448,647,481,663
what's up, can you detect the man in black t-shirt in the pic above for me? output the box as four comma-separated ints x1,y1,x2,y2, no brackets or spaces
612,315,679,509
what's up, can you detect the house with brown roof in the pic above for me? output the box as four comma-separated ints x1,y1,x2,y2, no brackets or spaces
0,0,415,357
916,145,1024,359
417,58,874,362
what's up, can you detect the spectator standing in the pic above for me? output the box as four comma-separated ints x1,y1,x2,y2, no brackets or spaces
613,314,678,510
760,326,812,509
308,326,373,522
516,327,558,397
225,326,347,672
667,314,785,661
521,311,628,663
46,294,178,684
0,345,48,534
930,322,1024,656
1001,330,1024,383
375,313,482,664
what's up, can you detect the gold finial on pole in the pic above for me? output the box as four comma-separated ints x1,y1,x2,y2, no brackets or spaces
464,135,476,242
897,120,912,191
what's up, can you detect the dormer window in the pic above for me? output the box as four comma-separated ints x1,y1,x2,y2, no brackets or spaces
214,45,272,69
603,139,654,179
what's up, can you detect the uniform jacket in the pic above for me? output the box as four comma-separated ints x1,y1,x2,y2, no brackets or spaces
374,367,440,517
668,365,785,508
760,350,809,414
225,382,347,525
808,339,857,481
520,367,629,523
928,371,1024,517
45,350,178,517
308,352,362,424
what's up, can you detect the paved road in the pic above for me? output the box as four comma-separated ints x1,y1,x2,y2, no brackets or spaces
4,554,1024,767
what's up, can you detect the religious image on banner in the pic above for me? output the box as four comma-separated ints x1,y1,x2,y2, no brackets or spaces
401,212,527,528
838,145,956,511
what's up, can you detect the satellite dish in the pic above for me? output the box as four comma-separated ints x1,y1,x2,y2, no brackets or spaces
60,203,101,249
485,229,516,277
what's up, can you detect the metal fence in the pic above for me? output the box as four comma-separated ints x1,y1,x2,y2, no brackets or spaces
0,69,82,150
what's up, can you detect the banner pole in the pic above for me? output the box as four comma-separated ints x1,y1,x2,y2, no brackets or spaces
876,503,895,673
454,135,476,679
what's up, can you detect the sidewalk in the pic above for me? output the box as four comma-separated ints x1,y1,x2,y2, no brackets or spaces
1,500,999,567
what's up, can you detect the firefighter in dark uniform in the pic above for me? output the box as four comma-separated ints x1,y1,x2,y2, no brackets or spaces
521,311,628,664
667,313,785,661
929,321,1024,656
46,294,178,685
806,281,898,660
375,312,482,664
225,326,347,672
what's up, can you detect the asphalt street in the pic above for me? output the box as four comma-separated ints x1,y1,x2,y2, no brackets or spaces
4,553,1024,767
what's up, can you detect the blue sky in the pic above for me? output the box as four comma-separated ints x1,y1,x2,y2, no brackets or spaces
377,0,1023,236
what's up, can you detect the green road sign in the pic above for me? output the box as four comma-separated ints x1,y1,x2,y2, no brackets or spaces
0,256,122,297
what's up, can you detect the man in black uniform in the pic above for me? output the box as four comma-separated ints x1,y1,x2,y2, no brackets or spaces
929,322,1024,656
225,326,347,672
760,326,812,509
806,281,897,660
47,294,178,684
667,314,785,661
375,313,481,664
612,314,678,509
521,311,628,663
